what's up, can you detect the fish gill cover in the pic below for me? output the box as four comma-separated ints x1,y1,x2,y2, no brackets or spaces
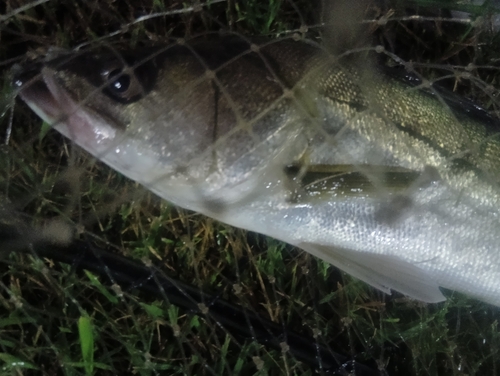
1,1,500,375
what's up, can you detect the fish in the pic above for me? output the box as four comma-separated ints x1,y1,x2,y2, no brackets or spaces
12,35,500,306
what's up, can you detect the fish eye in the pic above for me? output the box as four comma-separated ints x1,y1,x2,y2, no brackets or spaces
108,69,131,93
101,65,144,102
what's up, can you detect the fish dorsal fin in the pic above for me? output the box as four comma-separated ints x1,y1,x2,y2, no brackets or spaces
298,242,446,303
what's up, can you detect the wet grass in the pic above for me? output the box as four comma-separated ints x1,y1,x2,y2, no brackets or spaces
1,0,500,375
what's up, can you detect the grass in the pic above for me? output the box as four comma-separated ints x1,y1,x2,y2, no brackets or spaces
1,0,500,375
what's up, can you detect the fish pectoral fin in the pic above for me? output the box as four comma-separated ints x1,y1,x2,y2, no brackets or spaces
289,164,422,200
298,242,446,303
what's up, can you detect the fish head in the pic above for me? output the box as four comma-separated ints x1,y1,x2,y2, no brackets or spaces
12,40,308,211
12,44,235,195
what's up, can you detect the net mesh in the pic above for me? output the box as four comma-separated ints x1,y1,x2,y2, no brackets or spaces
1,1,500,375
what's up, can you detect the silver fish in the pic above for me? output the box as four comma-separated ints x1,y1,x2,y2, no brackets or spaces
13,36,500,306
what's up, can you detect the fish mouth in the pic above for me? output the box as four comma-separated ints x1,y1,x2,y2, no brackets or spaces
16,76,63,123
14,66,118,154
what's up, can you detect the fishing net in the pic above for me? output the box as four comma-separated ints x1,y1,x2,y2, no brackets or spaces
1,1,500,375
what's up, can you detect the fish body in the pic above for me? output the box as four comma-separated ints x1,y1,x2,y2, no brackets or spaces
14,36,500,306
